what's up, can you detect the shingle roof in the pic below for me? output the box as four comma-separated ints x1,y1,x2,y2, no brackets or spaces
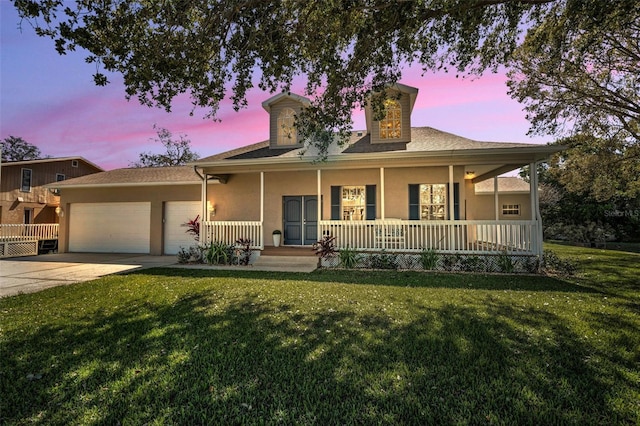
49,165,200,187
194,126,540,164
475,177,530,193
1,156,103,170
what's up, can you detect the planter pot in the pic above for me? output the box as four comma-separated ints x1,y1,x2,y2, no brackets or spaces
273,234,281,247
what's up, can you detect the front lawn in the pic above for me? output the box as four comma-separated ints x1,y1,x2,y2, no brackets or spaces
1,244,639,425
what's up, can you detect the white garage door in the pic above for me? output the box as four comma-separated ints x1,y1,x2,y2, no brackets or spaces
164,201,201,255
69,202,151,253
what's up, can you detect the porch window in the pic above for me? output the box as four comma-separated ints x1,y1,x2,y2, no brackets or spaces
502,204,521,216
342,186,366,220
331,185,376,220
21,168,32,192
277,107,297,145
409,183,459,220
379,99,402,140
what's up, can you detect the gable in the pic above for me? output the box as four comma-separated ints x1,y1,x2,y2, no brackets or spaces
364,84,418,145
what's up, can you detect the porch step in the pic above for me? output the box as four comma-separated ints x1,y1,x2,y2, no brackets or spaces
252,255,318,273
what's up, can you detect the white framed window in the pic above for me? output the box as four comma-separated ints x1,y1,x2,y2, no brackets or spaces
342,186,366,221
21,168,32,192
420,184,447,220
56,173,65,182
71,159,79,167
379,99,402,140
502,204,521,216
277,107,297,145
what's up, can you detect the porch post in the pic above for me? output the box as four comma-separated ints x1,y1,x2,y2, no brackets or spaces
380,167,385,220
448,166,455,220
260,172,265,249
200,172,208,243
448,165,455,250
494,176,499,221
317,169,322,223
260,172,264,223
531,162,543,256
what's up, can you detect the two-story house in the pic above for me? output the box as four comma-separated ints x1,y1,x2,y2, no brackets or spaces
0,157,102,225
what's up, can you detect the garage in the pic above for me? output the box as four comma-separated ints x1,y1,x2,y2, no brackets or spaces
163,201,201,255
69,202,151,253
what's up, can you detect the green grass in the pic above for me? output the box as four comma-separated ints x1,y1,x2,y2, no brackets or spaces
1,245,639,425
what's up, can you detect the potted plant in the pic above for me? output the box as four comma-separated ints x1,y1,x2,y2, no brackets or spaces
272,229,282,247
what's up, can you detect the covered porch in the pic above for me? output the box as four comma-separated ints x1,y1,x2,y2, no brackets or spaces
197,161,544,257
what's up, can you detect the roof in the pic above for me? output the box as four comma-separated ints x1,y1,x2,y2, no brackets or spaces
0,156,103,171
47,165,200,188
475,177,531,194
262,92,312,112
196,126,548,163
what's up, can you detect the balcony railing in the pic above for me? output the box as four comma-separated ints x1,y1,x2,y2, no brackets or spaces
202,221,263,249
0,224,59,241
319,220,538,254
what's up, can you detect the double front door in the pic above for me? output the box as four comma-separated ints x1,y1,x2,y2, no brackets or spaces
283,196,317,245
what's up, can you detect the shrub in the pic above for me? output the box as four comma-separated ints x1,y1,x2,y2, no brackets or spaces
235,238,253,266
181,215,200,241
419,248,438,270
204,241,234,265
542,249,578,275
313,235,337,260
370,250,398,270
339,246,359,269
497,250,515,273
176,245,203,264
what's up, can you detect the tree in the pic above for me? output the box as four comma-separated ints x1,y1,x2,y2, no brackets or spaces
13,0,557,156
507,1,640,199
1,136,44,161
130,126,199,168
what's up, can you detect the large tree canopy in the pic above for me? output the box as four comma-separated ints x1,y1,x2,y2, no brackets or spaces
13,0,554,142
12,0,639,164
506,0,639,199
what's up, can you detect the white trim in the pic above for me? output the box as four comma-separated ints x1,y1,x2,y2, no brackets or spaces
380,167,385,220
260,172,264,223
494,177,499,221
317,169,322,222
46,181,203,189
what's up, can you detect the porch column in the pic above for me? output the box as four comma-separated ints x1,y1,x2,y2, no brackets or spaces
494,176,499,221
448,165,455,250
317,169,322,223
260,172,264,223
260,172,265,249
380,167,385,220
448,166,455,220
531,162,543,256
200,172,208,243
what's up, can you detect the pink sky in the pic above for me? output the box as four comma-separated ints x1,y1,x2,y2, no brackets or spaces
0,3,547,171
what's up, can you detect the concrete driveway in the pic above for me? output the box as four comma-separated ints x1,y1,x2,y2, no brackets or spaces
0,253,176,298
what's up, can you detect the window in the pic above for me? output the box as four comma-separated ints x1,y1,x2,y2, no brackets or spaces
277,107,297,145
21,168,32,192
420,184,447,220
71,159,79,167
379,99,402,140
342,186,366,220
502,204,521,216
331,185,376,220
56,173,65,182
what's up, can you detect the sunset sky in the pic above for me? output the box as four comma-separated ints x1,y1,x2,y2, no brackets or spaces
0,2,548,171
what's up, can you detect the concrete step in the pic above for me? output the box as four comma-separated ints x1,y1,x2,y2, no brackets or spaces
252,255,318,272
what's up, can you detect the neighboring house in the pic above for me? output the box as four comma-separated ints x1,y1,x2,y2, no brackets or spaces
50,83,562,257
0,157,102,225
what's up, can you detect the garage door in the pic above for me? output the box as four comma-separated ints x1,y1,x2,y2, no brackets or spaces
69,202,151,253
164,201,201,255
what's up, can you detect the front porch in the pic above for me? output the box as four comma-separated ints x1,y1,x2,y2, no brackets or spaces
201,219,541,255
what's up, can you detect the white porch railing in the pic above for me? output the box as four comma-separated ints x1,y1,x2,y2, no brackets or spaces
320,220,538,254
0,224,59,241
202,221,263,249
